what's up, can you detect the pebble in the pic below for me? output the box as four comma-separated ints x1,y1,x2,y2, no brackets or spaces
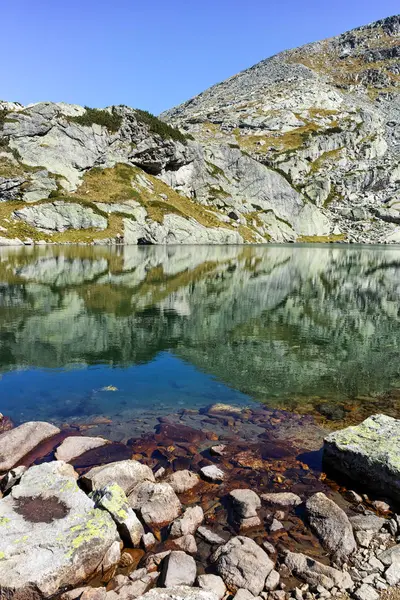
200,465,225,483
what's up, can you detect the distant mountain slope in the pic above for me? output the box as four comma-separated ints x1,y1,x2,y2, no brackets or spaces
0,15,398,245
162,15,400,243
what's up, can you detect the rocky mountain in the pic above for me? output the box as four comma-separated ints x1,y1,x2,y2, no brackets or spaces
0,15,398,245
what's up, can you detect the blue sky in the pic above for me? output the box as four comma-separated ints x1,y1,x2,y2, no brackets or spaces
1,1,398,114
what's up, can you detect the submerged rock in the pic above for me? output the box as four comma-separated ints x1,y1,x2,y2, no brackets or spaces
324,414,400,501
305,492,356,563
0,421,60,472
81,459,155,494
200,465,224,483
0,461,119,597
211,536,274,595
55,435,110,462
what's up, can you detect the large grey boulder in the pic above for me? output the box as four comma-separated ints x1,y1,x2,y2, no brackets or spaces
55,435,109,462
128,481,181,527
211,536,274,595
324,414,400,501
305,492,356,563
14,201,108,232
285,551,353,590
91,482,144,547
0,461,119,597
0,421,60,472
81,459,155,494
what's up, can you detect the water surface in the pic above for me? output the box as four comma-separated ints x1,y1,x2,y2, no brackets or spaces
1,244,400,427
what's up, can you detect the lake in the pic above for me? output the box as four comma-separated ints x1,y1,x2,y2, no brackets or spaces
1,243,400,437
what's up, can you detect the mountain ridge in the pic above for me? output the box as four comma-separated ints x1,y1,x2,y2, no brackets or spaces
0,15,398,245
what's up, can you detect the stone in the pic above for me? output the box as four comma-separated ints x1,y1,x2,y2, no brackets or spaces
142,532,156,550
261,492,302,507
128,481,181,527
161,551,197,587
240,515,262,529
233,591,254,600
378,544,400,566
0,465,27,493
270,518,284,532
135,587,219,600
197,526,226,545
324,415,400,502
91,483,144,546
200,465,224,483
264,569,280,591
262,541,276,555
350,514,386,532
81,459,155,494
385,562,400,585
101,540,122,572
197,574,226,599
212,536,274,595
170,505,204,537
355,531,374,548
210,445,227,456
167,470,200,493
229,489,261,518
55,435,109,462
172,534,197,554
354,584,379,600
305,492,356,563
145,551,171,572
0,461,119,597
0,421,60,471
372,500,390,512
285,551,353,590
117,572,159,599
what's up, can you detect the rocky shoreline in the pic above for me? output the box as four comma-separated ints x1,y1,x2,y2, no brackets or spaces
0,407,399,599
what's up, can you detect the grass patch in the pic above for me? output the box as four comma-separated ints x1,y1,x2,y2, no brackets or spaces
134,109,188,144
205,160,227,179
67,107,123,133
310,147,344,173
297,234,346,243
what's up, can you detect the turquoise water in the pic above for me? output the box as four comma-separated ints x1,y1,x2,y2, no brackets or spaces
1,243,400,425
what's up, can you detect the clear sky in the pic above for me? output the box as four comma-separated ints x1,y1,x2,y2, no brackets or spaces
2,1,398,115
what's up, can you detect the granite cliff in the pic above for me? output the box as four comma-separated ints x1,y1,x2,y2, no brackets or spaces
0,15,399,245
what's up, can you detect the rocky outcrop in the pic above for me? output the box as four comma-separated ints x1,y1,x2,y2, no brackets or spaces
0,461,119,597
324,414,400,501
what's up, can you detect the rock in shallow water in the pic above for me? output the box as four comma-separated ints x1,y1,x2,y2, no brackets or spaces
55,435,109,462
324,414,400,501
0,461,119,597
200,465,224,483
0,421,60,471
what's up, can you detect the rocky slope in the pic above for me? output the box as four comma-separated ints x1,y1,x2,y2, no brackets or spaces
163,15,400,244
0,15,398,245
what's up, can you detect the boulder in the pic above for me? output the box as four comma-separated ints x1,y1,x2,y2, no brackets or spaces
128,481,181,527
324,414,400,501
14,201,108,232
0,465,27,494
167,470,200,493
55,436,109,462
229,489,261,518
170,505,204,537
197,574,226,599
285,551,353,590
160,551,197,587
305,492,356,563
261,492,301,507
135,587,219,600
81,459,155,494
0,461,119,597
91,483,144,546
0,421,60,472
211,536,274,595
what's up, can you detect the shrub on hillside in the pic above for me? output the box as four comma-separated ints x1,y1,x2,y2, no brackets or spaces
134,109,189,144
68,107,123,133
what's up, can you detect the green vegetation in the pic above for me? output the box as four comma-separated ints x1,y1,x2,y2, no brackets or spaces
297,234,346,243
205,161,227,179
68,107,123,133
134,109,189,144
0,110,9,129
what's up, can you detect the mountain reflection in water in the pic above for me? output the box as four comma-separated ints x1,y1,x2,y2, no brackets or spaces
0,243,400,425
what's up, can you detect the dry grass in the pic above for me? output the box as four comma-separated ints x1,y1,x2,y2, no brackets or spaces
236,122,321,153
297,234,346,243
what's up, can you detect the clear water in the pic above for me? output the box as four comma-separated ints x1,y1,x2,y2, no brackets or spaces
1,243,400,425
